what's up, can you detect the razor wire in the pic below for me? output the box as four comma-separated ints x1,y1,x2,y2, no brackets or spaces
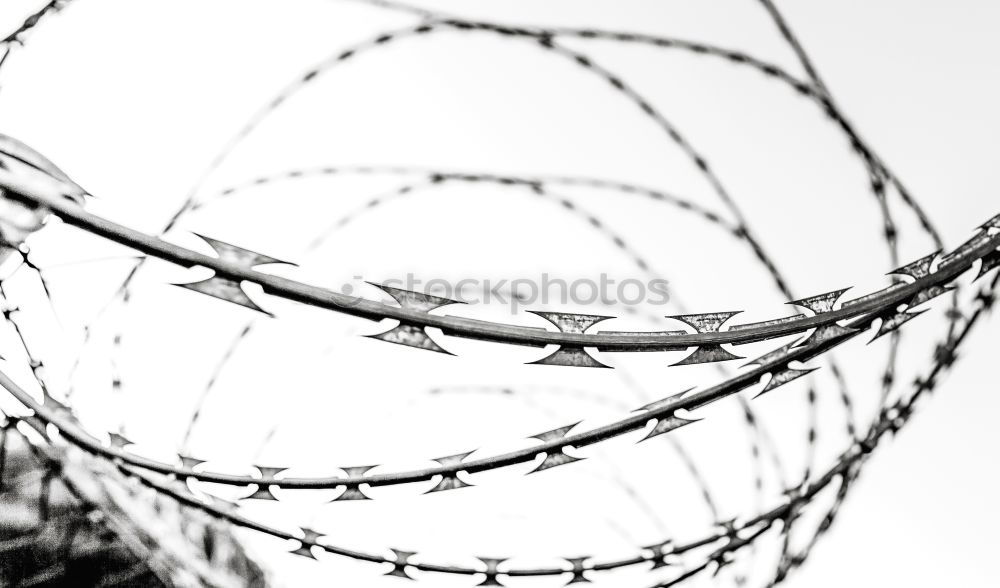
0,1,998,587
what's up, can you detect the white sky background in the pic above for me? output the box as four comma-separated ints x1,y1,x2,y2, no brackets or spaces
0,1,998,587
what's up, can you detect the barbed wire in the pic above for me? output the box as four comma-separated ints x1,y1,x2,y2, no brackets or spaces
0,1,996,587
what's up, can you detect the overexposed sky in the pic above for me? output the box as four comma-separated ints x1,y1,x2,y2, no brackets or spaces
1,1,998,587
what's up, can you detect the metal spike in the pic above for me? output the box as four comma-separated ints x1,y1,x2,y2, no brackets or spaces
178,455,206,470
241,485,271,505
564,557,591,585
634,388,697,413
643,540,674,569
247,465,287,500
530,450,583,473
530,347,610,368
371,282,461,312
934,341,958,367
176,235,290,313
871,309,928,341
745,341,818,397
531,423,579,443
633,389,702,441
529,311,614,333
434,451,476,466
787,288,851,314
668,311,742,333
291,528,323,559
527,312,613,368
40,392,71,415
667,311,743,366
178,276,270,314
642,413,701,441
888,250,941,280
108,432,133,449
672,345,743,365
192,233,292,268
334,465,377,501
784,289,858,346
426,451,475,493
977,249,1000,280
477,557,507,587
979,214,1000,232
385,549,417,579
368,323,452,354
529,423,583,473
256,465,288,479
756,367,818,398
367,283,463,354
